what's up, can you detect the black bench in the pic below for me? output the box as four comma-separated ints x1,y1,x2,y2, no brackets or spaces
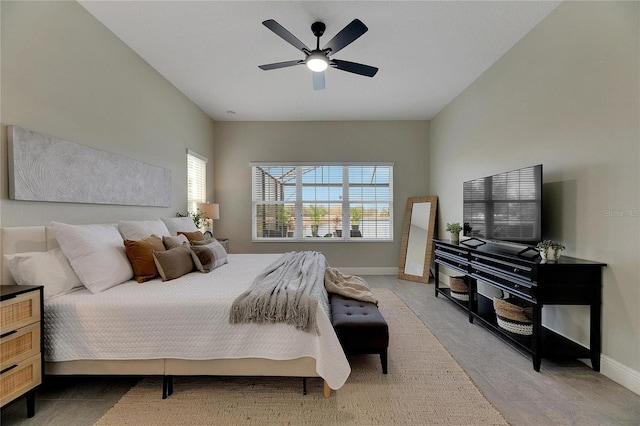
329,293,389,374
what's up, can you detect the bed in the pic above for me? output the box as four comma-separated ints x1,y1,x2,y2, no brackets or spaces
0,225,351,398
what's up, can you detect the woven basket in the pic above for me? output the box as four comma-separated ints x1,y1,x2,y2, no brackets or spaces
493,297,533,336
449,276,469,301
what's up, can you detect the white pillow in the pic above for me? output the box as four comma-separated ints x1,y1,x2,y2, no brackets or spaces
161,217,198,236
119,219,170,240
51,222,134,293
5,249,84,300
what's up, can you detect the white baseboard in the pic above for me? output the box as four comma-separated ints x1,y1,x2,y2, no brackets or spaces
594,355,640,396
337,267,397,276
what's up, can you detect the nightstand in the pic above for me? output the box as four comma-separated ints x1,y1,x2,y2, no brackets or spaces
0,285,44,418
216,238,229,252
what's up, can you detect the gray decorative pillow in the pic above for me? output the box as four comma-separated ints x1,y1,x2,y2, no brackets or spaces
152,244,195,281
162,234,190,250
190,240,228,273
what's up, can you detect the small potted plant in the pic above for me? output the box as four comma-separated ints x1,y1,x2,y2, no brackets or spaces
350,207,362,230
536,240,565,261
332,215,342,237
306,204,327,237
446,222,463,244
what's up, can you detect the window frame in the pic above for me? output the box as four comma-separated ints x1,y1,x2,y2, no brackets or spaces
251,162,394,242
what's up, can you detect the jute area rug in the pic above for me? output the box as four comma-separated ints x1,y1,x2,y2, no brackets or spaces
96,288,507,425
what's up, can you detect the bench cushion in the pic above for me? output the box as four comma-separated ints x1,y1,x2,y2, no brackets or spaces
330,294,389,349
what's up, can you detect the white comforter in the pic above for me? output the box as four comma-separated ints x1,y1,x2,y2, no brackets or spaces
44,254,351,389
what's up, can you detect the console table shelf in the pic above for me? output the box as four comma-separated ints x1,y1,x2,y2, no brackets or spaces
433,239,606,371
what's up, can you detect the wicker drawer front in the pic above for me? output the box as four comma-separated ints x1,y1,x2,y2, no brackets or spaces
0,353,42,406
1,323,41,367
1,292,41,331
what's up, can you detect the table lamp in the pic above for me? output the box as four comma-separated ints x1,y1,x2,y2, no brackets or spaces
198,202,220,236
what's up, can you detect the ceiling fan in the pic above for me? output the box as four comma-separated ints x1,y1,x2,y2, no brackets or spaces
258,19,378,90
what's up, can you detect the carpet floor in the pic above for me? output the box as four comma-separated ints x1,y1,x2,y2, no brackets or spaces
96,288,508,425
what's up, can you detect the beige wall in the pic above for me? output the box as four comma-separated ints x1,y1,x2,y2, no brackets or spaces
213,121,429,269
0,1,215,228
430,1,639,386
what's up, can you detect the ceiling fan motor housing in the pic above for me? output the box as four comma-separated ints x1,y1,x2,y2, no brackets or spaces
311,22,326,38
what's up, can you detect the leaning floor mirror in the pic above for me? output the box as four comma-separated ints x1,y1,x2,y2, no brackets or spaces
398,196,438,283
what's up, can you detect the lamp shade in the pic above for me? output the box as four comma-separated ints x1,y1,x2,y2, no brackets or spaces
198,202,220,220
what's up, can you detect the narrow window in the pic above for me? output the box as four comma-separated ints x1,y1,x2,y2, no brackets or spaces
187,150,207,214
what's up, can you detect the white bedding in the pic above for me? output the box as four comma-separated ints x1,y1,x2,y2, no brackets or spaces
44,253,351,389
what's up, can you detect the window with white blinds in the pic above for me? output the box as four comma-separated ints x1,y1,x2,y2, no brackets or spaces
252,163,393,241
187,150,207,214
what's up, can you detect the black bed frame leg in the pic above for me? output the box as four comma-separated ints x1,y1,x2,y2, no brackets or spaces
162,375,174,399
302,377,307,395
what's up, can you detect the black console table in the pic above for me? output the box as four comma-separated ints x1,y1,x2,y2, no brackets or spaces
433,239,606,372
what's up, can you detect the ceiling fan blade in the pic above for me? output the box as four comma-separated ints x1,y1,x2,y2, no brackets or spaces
332,59,378,77
322,19,368,56
312,72,325,91
262,19,310,53
259,60,304,71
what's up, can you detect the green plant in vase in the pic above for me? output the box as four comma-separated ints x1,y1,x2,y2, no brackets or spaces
306,204,327,237
536,240,565,261
446,222,463,243
350,207,362,230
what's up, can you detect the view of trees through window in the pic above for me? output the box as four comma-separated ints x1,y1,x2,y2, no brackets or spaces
252,164,393,241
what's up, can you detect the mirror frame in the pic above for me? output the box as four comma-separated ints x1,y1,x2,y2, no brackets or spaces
398,196,438,283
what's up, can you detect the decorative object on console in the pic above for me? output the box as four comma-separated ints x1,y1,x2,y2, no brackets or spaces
8,126,171,207
446,222,462,244
493,296,533,336
448,276,469,301
536,240,565,261
198,202,220,236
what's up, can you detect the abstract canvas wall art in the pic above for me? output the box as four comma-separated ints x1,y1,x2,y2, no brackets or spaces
8,126,171,207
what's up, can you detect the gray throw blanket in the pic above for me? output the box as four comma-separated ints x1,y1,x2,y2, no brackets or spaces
229,251,328,334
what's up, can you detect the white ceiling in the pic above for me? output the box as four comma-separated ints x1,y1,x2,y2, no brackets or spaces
79,1,560,122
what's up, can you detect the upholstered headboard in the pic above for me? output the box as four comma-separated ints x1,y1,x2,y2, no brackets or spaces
1,226,59,285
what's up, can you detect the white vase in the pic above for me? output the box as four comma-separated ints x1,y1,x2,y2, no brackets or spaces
450,232,460,244
540,248,560,261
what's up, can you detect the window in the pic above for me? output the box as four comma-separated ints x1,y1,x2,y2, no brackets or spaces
252,163,393,241
187,150,207,214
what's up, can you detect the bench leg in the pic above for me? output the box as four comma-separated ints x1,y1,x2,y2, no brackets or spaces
380,349,388,374
323,380,331,398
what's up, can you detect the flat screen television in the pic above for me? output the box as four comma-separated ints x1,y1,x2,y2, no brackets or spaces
463,164,542,246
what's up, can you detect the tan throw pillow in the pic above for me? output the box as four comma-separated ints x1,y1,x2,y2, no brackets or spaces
178,231,205,242
152,244,195,281
190,240,228,273
124,235,165,283
162,234,190,249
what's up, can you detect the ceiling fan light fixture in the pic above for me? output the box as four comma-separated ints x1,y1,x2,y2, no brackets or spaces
306,53,328,72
